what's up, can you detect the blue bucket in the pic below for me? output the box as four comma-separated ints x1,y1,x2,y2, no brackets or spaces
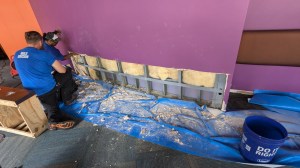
240,116,287,163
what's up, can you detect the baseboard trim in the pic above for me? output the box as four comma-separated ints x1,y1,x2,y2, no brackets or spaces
230,89,253,95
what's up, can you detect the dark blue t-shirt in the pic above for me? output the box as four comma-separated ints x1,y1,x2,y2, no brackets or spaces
43,42,64,61
14,47,56,96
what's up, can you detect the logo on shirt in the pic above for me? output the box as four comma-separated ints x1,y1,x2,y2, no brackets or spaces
18,52,29,58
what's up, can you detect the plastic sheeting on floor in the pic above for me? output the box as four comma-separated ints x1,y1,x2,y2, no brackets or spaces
60,76,300,167
250,90,300,112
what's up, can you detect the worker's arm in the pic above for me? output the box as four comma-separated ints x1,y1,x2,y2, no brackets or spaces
63,52,76,60
52,60,66,73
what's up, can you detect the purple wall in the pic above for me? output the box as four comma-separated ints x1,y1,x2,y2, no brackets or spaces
232,64,300,93
244,0,300,30
29,0,249,103
232,0,300,94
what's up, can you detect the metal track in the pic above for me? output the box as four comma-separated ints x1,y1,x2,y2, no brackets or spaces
74,55,227,109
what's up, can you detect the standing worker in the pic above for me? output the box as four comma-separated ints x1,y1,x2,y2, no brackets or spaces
14,31,76,130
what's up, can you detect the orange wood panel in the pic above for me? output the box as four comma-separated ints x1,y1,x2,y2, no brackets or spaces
0,0,41,57
237,30,300,66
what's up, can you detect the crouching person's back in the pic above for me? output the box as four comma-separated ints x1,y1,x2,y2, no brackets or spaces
14,31,76,130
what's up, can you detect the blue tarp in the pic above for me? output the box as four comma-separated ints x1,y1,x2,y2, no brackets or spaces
60,76,300,167
254,90,300,101
250,90,300,112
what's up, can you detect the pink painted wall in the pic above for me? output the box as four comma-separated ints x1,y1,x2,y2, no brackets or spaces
232,64,300,93
244,0,300,30
232,0,300,94
29,0,250,102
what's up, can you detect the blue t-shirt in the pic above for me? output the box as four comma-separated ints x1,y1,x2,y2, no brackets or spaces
43,42,64,61
14,47,56,96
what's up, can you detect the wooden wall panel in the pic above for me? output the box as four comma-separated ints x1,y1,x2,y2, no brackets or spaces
237,30,300,66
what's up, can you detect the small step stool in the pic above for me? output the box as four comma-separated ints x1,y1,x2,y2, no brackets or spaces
0,86,48,138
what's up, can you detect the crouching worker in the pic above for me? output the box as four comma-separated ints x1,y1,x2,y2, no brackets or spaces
14,31,76,130
42,30,78,103
43,30,75,61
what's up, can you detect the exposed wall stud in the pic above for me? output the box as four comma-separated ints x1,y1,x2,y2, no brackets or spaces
211,74,226,109
75,61,227,109
163,84,167,96
135,79,140,89
178,70,183,99
117,61,127,86
81,55,91,77
143,65,152,94
96,57,106,81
